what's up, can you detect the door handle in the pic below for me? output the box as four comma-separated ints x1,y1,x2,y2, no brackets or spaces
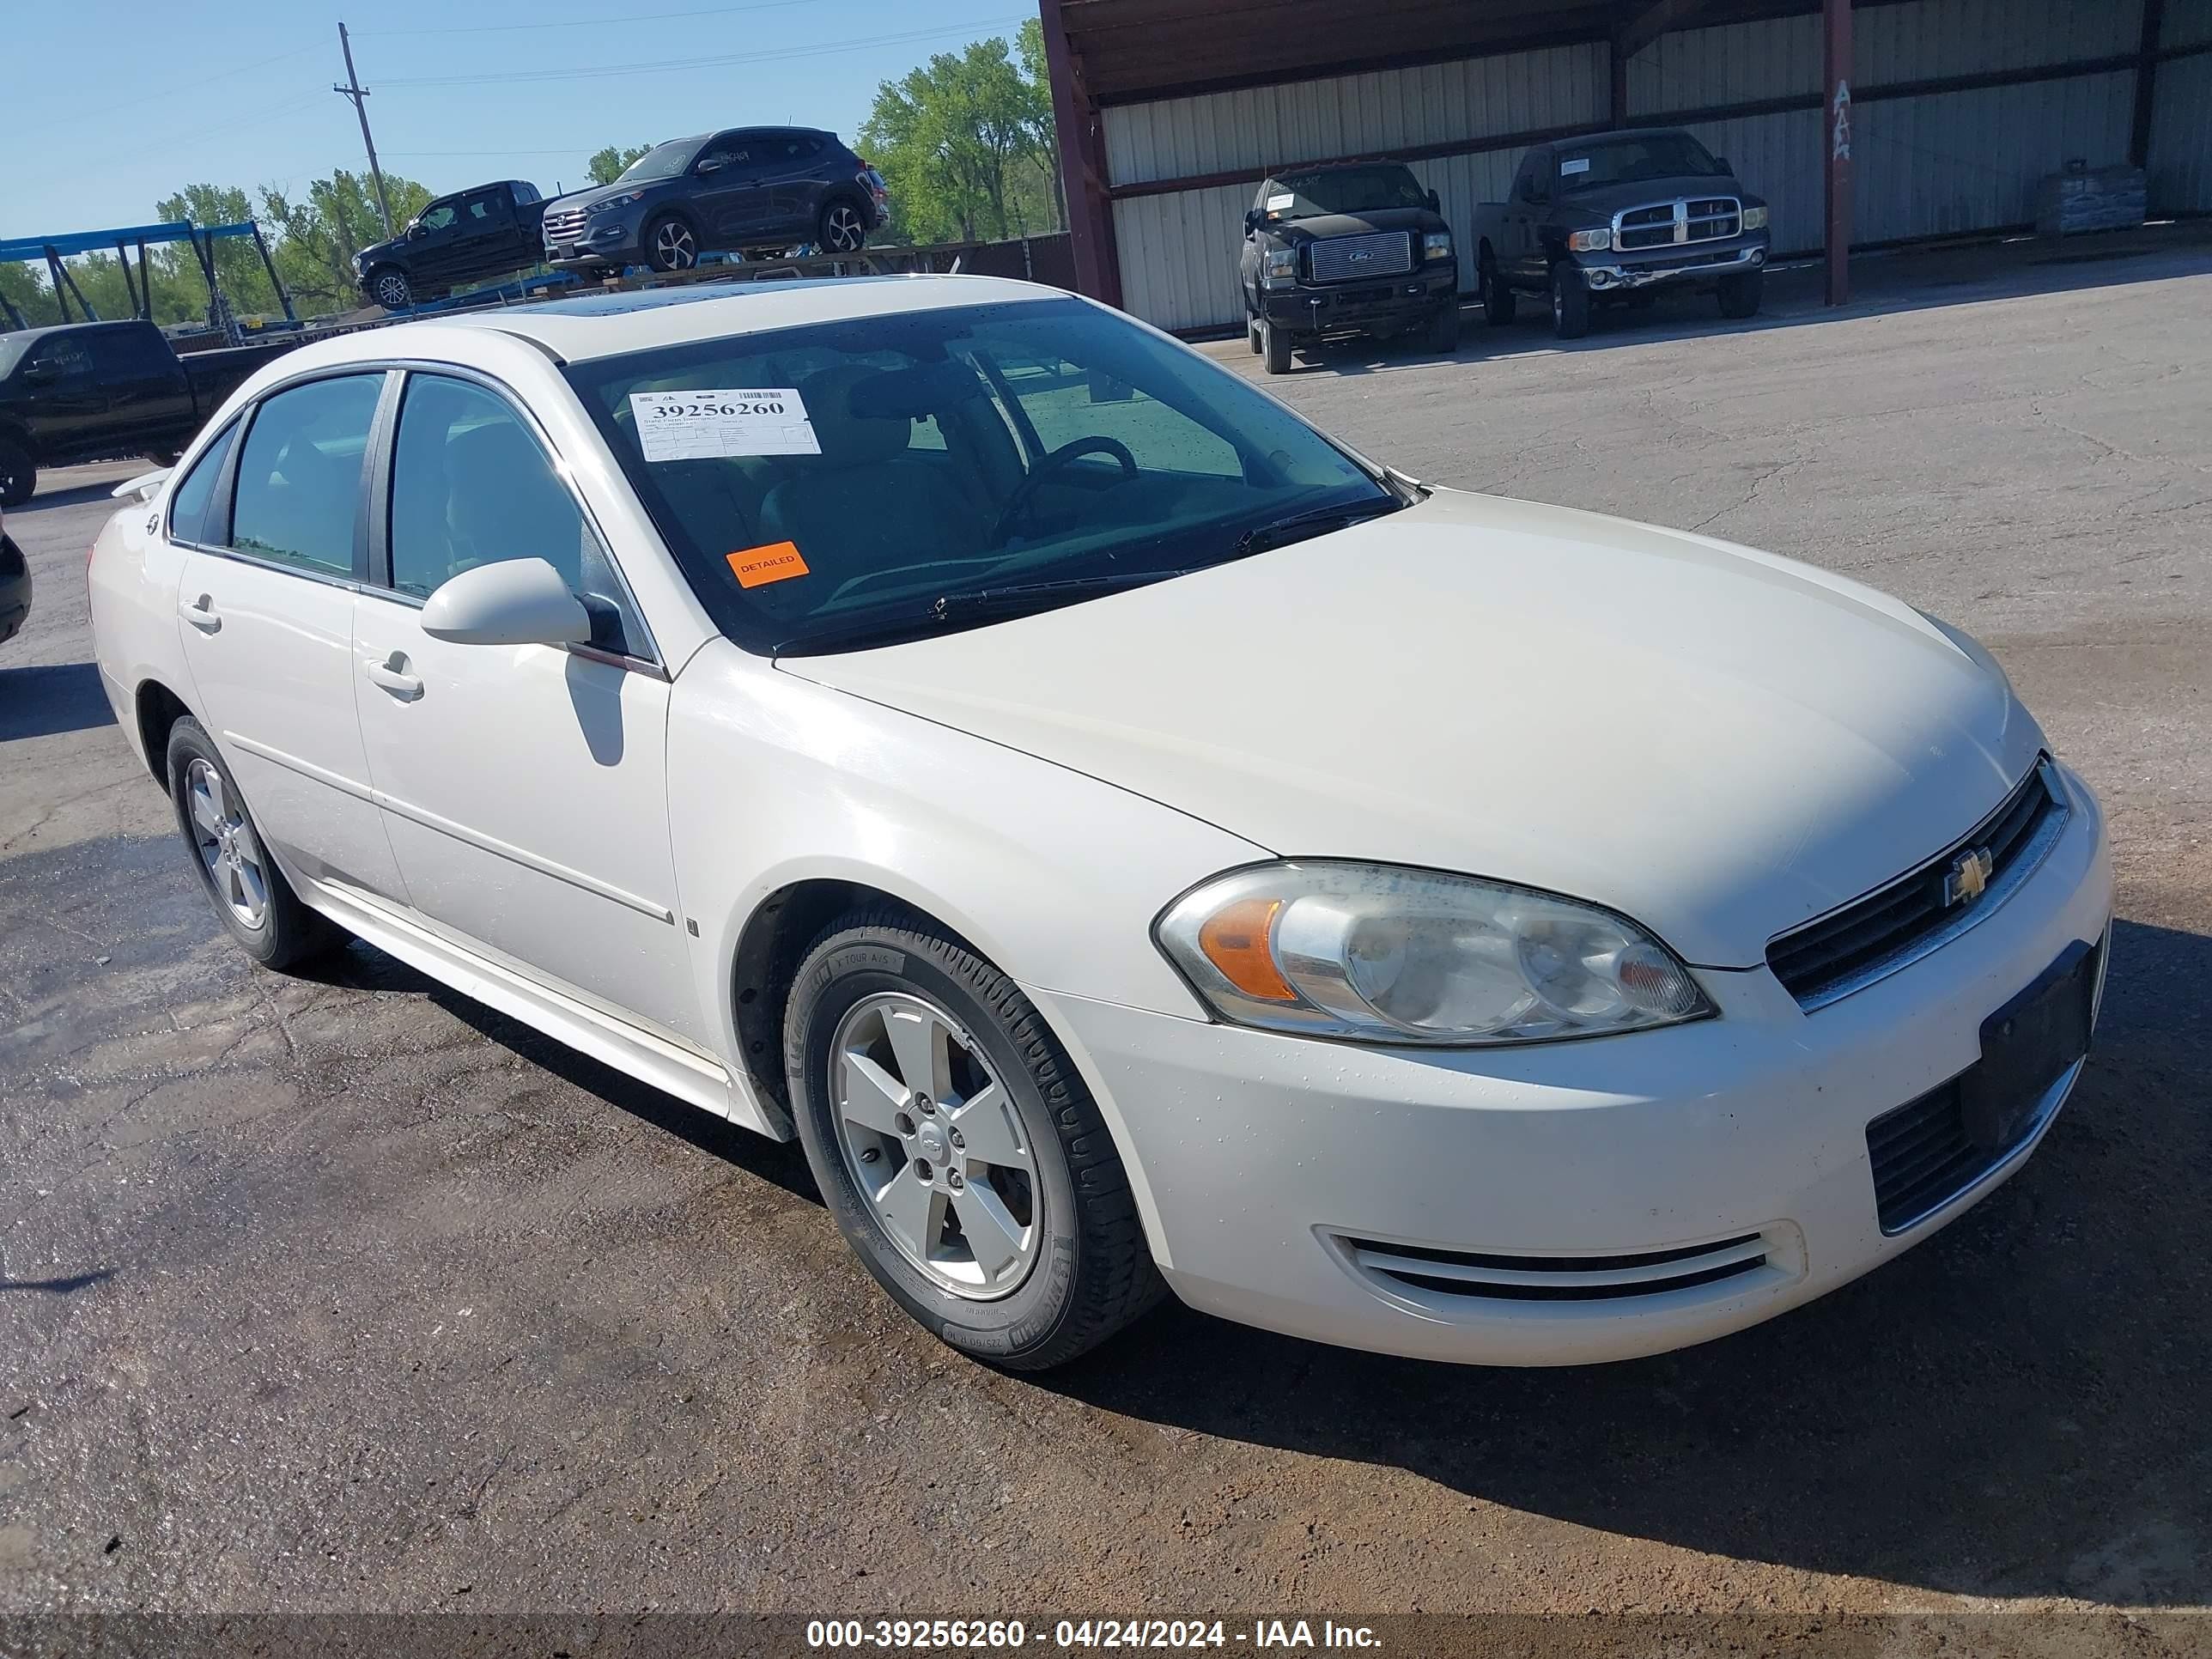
179,594,222,633
363,653,424,701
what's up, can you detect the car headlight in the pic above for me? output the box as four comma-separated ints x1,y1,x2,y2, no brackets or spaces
1741,204,1769,230
1261,247,1298,289
1422,230,1453,261
588,191,645,215
1155,861,1713,1046
1565,228,1613,252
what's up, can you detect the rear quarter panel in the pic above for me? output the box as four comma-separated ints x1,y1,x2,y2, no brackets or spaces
88,491,191,774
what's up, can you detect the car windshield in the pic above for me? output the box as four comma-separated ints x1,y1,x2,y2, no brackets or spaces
617,138,702,183
565,296,1399,654
1555,132,1727,190
1265,166,1429,220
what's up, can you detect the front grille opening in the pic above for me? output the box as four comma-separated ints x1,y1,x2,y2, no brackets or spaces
1768,760,2066,1010
1308,231,1415,283
1342,1231,1770,1304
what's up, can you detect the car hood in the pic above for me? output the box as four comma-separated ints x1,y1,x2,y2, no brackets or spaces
778,489,2045,967
1268,207,1446,242
356,233,405,266
556,180,667,215
1556,175,1762,216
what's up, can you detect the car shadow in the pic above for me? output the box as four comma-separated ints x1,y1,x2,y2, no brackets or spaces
1035,914,2212,1606
0,661,118,741
21,481,133,514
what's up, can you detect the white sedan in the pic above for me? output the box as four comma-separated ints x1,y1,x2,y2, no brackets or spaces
89,276,2111,1370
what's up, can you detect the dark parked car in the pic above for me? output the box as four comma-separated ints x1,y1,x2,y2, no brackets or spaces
354,180,548,312
1237,161,1460,374
542,127,882,273
1472,128,1770,339
0,320,295,507
0,504,27,647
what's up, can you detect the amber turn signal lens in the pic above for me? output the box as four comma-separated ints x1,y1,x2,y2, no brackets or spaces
1197,896,1297,1002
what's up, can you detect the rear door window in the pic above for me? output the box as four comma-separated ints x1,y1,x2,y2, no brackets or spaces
226,374,383,578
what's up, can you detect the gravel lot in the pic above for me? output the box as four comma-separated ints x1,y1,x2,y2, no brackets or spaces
2,236,2208,1632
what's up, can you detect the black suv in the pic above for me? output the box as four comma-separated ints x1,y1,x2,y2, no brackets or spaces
544,128,884,272
1238,161,1460,374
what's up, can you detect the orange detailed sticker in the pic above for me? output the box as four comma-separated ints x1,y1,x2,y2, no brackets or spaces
726,541,809,587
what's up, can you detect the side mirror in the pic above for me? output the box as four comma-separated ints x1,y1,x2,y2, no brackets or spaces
1243,208,1262,234
421,557,592,647
696,155,726,174
1426,189,1441,212
409,222,430,240
21,359,59,382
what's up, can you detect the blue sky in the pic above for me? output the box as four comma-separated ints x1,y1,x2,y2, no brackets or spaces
11,0,1029,235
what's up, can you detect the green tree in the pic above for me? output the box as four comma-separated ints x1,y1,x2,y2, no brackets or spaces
259,168,433,313
588,144,652,185
1016,19,1066,234
155,184,284,322
860,33,1059,246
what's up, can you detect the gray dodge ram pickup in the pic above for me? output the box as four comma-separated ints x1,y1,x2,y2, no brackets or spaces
1472,128,1770,339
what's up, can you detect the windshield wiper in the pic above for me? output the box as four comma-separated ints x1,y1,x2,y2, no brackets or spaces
930,568,1190,623
1234,497,1403,556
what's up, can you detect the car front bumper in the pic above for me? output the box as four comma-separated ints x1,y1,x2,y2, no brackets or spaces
1260,265,1458,332
546,215,645,266
1030,761,2112,1366
1577,235,1768,292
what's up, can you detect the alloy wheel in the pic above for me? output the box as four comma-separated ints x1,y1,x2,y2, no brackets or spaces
186,759,270,930
654,221,697,270
374,273,410,309
823,204,866,252
829,991,1039,1299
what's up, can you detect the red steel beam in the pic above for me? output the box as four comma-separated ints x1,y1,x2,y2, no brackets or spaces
1823,0,1852,306
1039,0,1125,309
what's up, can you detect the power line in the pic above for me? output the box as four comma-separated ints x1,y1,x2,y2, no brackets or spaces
356,0,817,36
373,17,1024,88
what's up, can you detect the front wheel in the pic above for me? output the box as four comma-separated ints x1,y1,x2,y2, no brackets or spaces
1261,318,1294,375
817,198,869,254
645,215,699,272
1481,257,1516,325
165,717,341,971
784,909,1166,1370
0,436,34,508
367,266,412,311
1550,263,1590,339
1717,269,1764,319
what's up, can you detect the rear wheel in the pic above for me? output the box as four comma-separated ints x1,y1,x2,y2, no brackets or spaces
165,718,340,971
817,198,869,254
0,437,33,508
784,909,1166,1370
1550,262,1590,339
1481,255,1516,325
367,266,412,311
645,215,699,272
1717,269,1765,319
1261,319,1294,375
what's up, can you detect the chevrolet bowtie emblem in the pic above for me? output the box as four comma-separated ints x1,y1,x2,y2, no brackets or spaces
1943,846,1994,907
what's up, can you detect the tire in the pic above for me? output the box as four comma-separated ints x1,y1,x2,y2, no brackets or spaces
367,266,412,311
1425,302,1459,354
644,214,699,272
165,718,341,972
817,197,870,255
784,908,1166,1370
1261,319,1293,375
1481,255,1516,325
0,437,33,508
1717,269,1765,320
1549,262,1590,339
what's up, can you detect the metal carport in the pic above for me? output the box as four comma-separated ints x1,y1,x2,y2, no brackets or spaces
1038,0,2212,331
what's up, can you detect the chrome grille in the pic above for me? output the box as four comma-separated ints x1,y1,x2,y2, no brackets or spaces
1340,1231,1777,1304
1307,231,1413,284
1613,196,1741,250
543,207,588,243
1767,760,2068,1012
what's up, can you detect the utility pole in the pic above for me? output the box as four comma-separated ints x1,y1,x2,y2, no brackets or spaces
335,21,395,238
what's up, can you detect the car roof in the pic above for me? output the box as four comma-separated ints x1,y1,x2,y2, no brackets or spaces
270,273,1070,368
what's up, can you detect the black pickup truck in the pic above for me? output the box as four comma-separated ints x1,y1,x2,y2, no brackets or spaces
1238,161,1460,374
0,320,292,507
353,179,547,312
1472,128,1770,339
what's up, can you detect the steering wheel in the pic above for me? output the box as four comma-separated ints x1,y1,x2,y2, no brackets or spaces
989,436,1139,547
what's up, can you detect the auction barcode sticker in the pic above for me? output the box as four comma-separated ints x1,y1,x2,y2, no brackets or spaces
629,388,821,460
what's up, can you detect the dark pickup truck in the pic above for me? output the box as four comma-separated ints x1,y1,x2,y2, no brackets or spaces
1238,161,1460,374
354,179,547,312
1472,128,1770,338
0,320,292,507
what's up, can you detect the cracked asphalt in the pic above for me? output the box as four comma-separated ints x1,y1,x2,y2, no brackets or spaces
2,235,2208,1634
